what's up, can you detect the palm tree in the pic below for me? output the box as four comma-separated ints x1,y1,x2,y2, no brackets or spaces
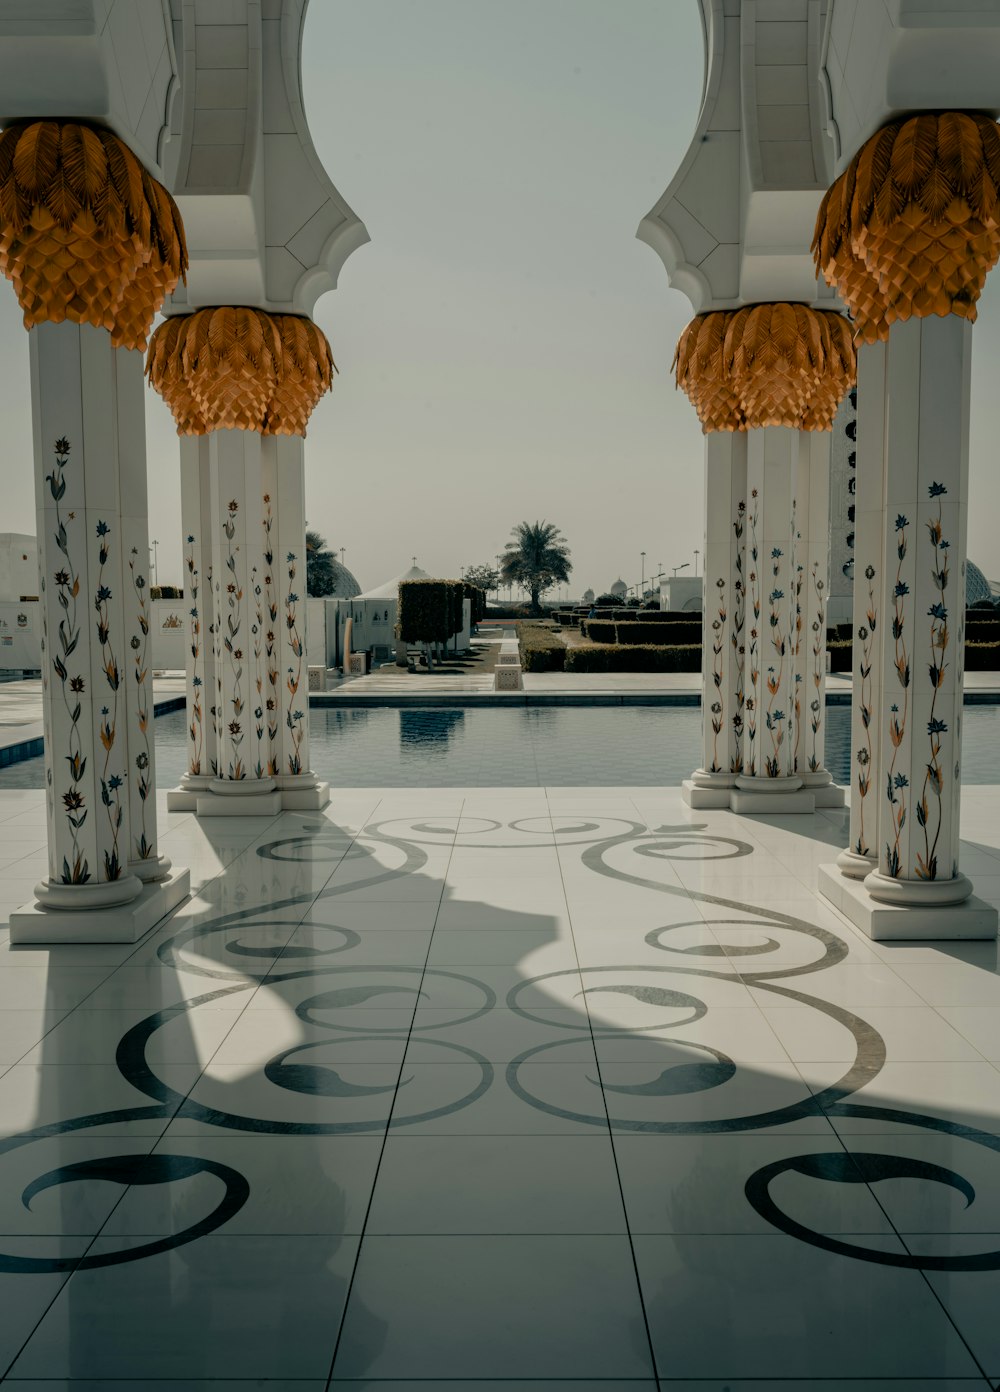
501,520,572,615
305,530,338,596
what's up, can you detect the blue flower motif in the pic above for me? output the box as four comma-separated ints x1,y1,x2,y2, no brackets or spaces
891,704,898,713
287,593,299,604
192,676,202,687
190,608,198,618
928,481,947,498
928,717,949,735
940,540,950,549
771,548,783,559
95,585,112,603
95,520,109,537
286,552,297,562
186,534,195,544
107,774,123,790
928,602,948,620
895,514,908,531
893,773,909,789
769,589,784,603
894,582,909,597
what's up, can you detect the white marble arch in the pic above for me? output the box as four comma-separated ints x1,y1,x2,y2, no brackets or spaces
161,0,369,319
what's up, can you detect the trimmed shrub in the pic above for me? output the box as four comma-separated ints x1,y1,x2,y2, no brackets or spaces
965,642,1000,670
484,604,533,619
828,640,853,671
584,620,617,644
465,583,487,624
565,643,702,673
614,621,701,646
518,623,566,672
151,584,182,600
398,579,463,644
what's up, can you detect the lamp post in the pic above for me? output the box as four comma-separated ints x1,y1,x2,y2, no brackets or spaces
150,538,159,589
641,551,646,596
694,548,699,578
672,561,690,579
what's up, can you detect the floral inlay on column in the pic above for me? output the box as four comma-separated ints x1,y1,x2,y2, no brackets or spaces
731,498,746,774
127,547,153,861
94,520,124,880
708,575,726,773
745,489,760,775
807,565,825,773
48,437,89,884
854,562,878,856
262,496,279,776
886,513,911,877
285,548,305,775
251,560,264,778
764,545,789,779
917,481,951,880
185,534,204,775
222,499,245,780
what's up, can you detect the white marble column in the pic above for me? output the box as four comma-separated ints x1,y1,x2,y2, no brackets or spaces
821,316,996,939
838,341,888,876
260,435,330,809
866,316,971,906
793,429,843,807
198,428,282,816
114,347,173,882
683,431,747,809
167,437,220,810
732,425,814,813
11,322,188,942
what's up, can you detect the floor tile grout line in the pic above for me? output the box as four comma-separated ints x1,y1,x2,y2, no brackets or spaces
0,804,379,1381
549,789,661,1385
323,797,465,1389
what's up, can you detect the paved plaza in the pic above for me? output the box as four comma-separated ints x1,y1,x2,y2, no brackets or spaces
1,784,1000,1384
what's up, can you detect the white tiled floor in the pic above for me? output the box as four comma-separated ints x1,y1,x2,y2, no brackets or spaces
0,786,1000,1385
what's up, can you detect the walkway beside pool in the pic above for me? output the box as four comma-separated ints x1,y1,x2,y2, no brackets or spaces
1,784,1000,1383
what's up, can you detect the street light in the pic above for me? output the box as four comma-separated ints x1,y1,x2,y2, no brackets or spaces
672,561,690,578
694,548,700,578
641,551,646,595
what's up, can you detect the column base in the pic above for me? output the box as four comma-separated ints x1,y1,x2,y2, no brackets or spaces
10,868,191,945
798,771,846,808
836,848,877,881
730,775,814,815
864,868,974,908
273,776,331,811
129,854,173,884
167,773,216,813
168,774,328,816
196,777,283,817
818,864,997,942
682,775,733,809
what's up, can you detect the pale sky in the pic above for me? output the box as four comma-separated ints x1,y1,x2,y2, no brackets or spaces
0,0,998,594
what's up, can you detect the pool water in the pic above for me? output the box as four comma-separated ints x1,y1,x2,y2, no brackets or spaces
1,704,999,788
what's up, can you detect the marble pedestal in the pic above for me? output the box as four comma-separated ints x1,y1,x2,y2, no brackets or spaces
10,868,190,944
818,863,997,941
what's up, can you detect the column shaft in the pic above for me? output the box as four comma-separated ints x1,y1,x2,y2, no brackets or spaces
792,430,842,805
114,347,170,881
742,425,800,783
261,435,310,780
29,322,141,901
206,429,275,797
866,315,973,905
684,432,747,806
840,342,888,875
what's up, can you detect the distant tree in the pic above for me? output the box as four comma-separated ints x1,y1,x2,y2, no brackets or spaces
501,520,572,615
465,564,499,594
306,530,338,597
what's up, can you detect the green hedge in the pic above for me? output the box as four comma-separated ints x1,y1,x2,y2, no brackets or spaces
465,583,487,624
517,623,566,672
565,643,701,673
828,640,852,672
615,621,702,646
965,642,1000,670
398,579,465,644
